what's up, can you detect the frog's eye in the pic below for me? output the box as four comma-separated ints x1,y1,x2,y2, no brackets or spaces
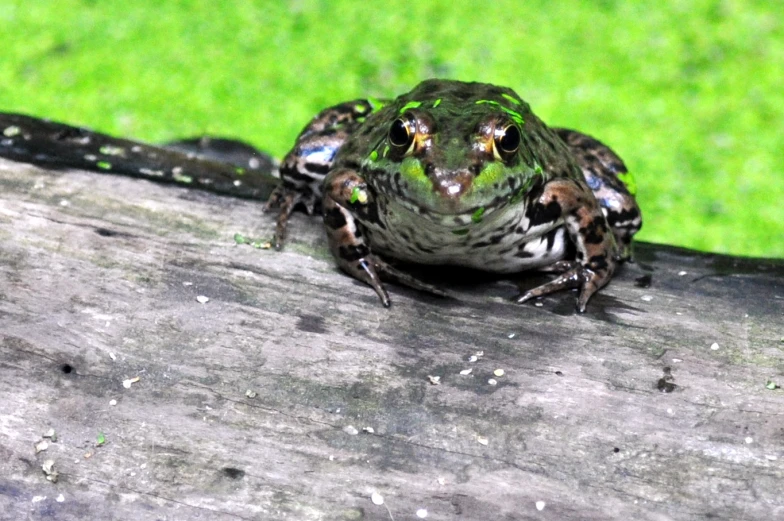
388,117,415,150
494,124,521,156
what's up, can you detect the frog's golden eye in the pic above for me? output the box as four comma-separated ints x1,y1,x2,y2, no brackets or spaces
494,124,521,156
388,116,415,149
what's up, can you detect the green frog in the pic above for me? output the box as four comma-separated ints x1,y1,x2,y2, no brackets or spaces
0,79,641,311
268,79,641,311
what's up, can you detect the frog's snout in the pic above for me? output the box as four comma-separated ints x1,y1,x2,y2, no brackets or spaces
432,169,474,201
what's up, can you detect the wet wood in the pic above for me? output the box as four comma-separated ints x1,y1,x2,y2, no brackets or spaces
0,157,782,521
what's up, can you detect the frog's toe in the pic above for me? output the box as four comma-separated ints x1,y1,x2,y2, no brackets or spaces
263,188,319,250
376,262,451,299
357,258,392,307
516,265,606,313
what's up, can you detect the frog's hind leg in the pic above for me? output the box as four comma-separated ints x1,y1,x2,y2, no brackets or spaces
554,128,643,260
268,99,378,250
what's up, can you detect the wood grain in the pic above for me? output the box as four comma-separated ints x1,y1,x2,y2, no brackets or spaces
1,158,782,521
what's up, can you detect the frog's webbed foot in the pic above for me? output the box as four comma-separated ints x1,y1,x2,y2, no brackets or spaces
263,185,319,250
516,261,604,313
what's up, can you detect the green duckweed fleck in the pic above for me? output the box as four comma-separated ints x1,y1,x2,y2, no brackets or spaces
501,93,521,105
399,101,422,113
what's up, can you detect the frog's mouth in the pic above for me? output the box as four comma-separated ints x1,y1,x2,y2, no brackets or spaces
375,157,530,227
386,190,511,229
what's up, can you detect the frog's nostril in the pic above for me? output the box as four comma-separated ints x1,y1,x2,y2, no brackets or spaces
435,170,473,199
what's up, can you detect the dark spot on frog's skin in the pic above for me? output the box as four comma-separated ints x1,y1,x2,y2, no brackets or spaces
635,274,652,288
554,370,563,376
607,207,641,225
489,233,506,244
528,200,562,227
361,200,384,228
507,177,517,190
413,241,436,254
221,467,245,480
515,249,535,258
324,207,347,230
304,161,330,174
338,245,368,262
60,363,73,374
580,218,607,245
393,172,402,191
613,447,621,453
588,254,609,271
545,228,559,250
296,314,327,334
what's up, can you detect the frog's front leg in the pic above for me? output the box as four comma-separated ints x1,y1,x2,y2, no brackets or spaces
555,128,643,260
517,179,618,312
323,168,448,307
322,167,391,306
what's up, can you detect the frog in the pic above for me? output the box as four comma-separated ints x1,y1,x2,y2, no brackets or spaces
267,79,642,312
0,79,641,311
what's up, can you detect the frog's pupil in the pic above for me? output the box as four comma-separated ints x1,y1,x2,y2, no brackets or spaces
389,118,411,147
498,125,521,153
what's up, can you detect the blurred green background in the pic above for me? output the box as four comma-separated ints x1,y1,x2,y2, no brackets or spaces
2,0,782,257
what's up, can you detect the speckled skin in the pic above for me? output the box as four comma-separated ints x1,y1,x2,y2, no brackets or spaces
271,80,642,311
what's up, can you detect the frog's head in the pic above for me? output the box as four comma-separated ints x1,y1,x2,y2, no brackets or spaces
361,79,546,227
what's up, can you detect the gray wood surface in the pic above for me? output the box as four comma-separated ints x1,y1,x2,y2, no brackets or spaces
1,157,782,521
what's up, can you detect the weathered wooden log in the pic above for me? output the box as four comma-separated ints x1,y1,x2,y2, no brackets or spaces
0,157,782,521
